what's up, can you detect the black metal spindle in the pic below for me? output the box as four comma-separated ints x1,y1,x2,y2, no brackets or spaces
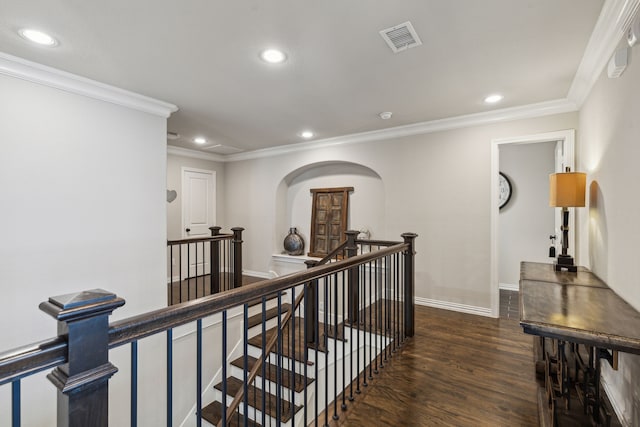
323,277,329,427
169,245,174,305
374,257,380,374
196,319,202,427
291,286,296,422
333,272,338,420
361,263,368,389
222,311,228,425
341,269,347,411
11,380,20,427
314,278,320,427
277,292,283,427
368,259,373,381
167,329,173,427
243,303,249,427
303,284,309,426
261,296,267,427
131,341,138,427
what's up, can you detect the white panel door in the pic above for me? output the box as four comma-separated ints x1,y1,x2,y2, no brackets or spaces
182,168,216,278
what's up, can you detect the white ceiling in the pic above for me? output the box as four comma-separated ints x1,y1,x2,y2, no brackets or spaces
0,0,605,155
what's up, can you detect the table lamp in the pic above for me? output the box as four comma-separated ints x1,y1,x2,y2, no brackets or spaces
549,167,586,272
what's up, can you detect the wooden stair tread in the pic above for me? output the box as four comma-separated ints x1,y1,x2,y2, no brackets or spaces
231,355,314,392
201,400,262,427
247,303,291,329
214,377,301,422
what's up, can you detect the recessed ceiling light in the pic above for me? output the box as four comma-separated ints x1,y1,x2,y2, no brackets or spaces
484,94,504,104
260,49,287,64
300,130,314,139
19,28,58,46
379,112,393,120
194,137,207,144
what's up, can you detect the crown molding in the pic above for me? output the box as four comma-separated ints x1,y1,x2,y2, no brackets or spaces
225,98,577,162
567,0,640,107
0,51,177,118
167,145,226,162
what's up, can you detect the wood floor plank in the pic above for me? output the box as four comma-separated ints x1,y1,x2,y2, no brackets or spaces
329,305,538,426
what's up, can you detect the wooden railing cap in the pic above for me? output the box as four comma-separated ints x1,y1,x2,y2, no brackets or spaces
39,289,125,322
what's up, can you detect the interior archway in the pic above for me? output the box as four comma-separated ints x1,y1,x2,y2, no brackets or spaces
274,161,385,255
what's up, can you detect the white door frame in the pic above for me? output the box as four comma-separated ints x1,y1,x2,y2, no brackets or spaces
490,129,575,317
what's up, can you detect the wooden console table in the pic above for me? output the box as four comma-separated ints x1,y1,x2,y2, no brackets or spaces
519,261,640,426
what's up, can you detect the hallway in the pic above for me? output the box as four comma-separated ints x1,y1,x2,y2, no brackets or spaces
330,302,537,426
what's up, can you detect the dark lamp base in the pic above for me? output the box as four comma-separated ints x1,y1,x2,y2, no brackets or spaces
555,255,577,273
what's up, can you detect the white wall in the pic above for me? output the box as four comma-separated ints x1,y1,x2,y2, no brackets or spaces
499,142,556,288
577,41,640,426
225,112,578,314
167,153,226,240
0,72,168,425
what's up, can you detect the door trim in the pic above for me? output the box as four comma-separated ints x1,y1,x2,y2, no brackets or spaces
490,129,575,318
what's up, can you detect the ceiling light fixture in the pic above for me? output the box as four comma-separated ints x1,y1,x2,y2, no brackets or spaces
484,94,504,104
379,112,393,120
194,137,207,144
300,131,314,139
19,28,58,46
260,49,287,64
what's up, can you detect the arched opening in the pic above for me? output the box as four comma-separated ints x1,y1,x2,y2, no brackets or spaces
274,161,385,256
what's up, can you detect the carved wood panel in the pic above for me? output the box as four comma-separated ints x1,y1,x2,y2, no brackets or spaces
308,187,353,257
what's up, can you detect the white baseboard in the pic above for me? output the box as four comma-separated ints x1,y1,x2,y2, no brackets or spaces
499,282,520,291
415,296,493,317
243,269,273,279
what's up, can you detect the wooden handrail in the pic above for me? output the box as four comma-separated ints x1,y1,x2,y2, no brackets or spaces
0,337,67,386
108,243,407,348
167,234,233,245
219,289,306,426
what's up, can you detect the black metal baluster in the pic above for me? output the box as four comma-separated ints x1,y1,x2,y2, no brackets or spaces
222,311,228,425
196,242,200,299
348,271,354,402
361,264,368,389
243,303,249,427
314,279,319,427
333,272,338,421
323,277,329,427
277,292,283,427
303,284,309,427
291,287,296,424
196,319,202,427
11,380,20,427
169,245,174,305
261,297,267,427
178,244,183,303
341,269,347,411
368,258,373,381
131,341,138,427
374,257,379,374
167,329,173,427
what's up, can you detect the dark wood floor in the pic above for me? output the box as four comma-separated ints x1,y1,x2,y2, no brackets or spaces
167,273,264,305
331,295,538,426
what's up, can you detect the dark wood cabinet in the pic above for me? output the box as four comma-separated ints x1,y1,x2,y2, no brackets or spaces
308,187,353,257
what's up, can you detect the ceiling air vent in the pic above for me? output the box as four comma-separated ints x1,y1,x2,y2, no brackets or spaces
379,21,422,53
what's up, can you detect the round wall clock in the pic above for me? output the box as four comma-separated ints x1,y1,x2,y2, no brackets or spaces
499,172,512,209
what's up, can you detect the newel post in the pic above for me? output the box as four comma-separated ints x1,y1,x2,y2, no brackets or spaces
231,227,244,289
402,233,418,337
209,226,222,294
39,289,125,427
345,230,360,324
304,260,319,345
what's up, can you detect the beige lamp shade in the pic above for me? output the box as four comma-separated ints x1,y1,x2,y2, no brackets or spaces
549,172,586,207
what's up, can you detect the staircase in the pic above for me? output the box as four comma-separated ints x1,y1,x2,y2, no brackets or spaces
201,294,317,427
